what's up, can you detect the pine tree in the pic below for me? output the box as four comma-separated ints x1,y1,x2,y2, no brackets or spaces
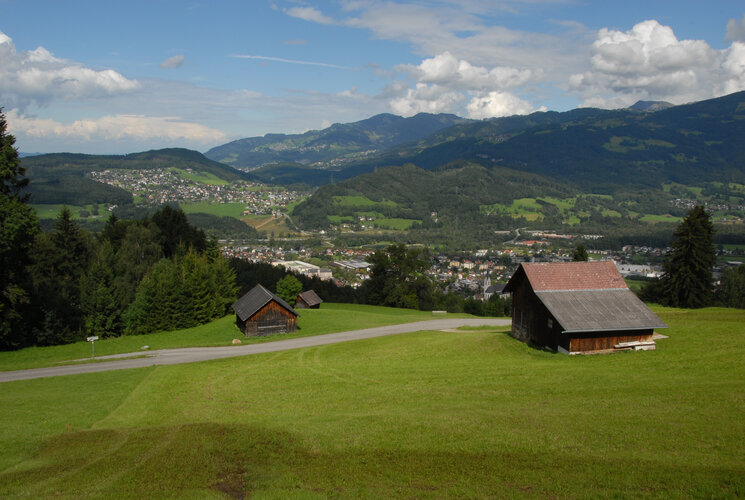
0,110,39,349
81,242,122,337
658,205,715,308
30,208,93,345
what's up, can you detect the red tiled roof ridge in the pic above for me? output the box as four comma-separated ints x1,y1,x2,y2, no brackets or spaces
521,261,628,291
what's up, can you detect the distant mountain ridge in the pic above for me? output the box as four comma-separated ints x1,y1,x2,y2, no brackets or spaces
204,112,471,170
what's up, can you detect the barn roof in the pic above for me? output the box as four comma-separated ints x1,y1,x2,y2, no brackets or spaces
505,261,627,292
231,284,298,322
298,290,323,307
535,289,667,333
504,261,667,333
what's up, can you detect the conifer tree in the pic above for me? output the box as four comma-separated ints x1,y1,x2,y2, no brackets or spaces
0,110,39,349
31,208,92,344
657,205,715,308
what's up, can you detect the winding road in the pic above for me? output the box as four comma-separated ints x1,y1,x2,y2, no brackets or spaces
0,318,510,383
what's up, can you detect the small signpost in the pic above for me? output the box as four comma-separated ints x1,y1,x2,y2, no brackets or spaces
86,336,99,357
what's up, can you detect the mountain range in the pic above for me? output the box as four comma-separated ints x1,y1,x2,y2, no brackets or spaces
207,92,745,191
19,91,745,242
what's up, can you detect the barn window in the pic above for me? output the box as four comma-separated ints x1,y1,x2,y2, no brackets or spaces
547,318,553,328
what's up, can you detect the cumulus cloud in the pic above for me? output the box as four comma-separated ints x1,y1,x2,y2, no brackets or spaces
569,20,745,107
0,30,140,109
389,83,465,116
5,109,226,144
284,6,333,24
466,91,544,119
397,52,533,91
391,52,541,118
726,14,745,42
159,55,185,69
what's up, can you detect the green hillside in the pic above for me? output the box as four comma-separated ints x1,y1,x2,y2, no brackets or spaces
1,306,743,497
204,112,470,170
336,91,745,191
21,148,251,205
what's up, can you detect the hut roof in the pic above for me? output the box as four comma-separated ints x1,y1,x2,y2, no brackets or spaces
298,290,323,307
536,289,667,333
232,284,298,322
505,261,626,292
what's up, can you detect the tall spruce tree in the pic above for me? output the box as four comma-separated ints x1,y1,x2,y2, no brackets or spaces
31,208,93,345
0,110,39,349
658,205,715,308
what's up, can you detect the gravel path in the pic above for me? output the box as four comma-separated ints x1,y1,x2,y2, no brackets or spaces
0,318,510,383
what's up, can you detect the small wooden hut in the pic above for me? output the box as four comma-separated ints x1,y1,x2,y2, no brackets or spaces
295,290,323,309
504,261,667,354
231,284,298,337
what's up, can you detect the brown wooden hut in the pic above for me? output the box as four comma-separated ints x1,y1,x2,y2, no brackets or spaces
503,261,667,354
232,284,299,337
295,290,323,309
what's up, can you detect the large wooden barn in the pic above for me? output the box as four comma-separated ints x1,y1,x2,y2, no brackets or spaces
231,284,299,337
504,261,667,354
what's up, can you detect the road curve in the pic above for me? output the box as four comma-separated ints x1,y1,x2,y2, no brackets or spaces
0,318,511,383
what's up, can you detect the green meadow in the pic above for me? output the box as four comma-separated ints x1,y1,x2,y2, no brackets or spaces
1,306,744,498
180,201,247,218
0,304,450,372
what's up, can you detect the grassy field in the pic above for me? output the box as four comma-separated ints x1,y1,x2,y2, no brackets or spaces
0,304,452,372
31,203,109,220
1,306,744,498
180,201,247,218
170,168,230,186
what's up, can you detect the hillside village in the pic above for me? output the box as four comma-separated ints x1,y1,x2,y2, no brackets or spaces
88,168,306,214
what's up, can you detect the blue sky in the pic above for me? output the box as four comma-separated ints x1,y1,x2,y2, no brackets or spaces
1,0,744,154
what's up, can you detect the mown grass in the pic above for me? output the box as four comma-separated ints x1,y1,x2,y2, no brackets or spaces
170,168,230,186
0,304,457,372
31,203,109,220
180,201,246,218
0,307,743,498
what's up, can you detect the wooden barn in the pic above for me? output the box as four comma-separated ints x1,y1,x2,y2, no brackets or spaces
231,284,299,337
504,261,667,354
295,290,323,309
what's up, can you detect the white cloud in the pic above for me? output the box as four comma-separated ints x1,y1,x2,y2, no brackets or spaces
466,91,544,119
6,109,226,144
159,55,186,69
284,6,334,24
726,14,745,42
569,20,745,107
389,83,465,116
397,51,533,91
391,51,540,118
0,30,140,109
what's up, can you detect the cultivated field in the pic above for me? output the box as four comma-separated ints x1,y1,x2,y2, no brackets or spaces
1,306,743,498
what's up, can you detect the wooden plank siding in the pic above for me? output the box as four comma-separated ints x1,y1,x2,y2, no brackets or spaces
569,331,654,353
239,301,297,337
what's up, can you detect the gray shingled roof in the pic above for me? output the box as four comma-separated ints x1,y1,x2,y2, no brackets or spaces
231,284,298,321
535,289,667,333
298,290,323,307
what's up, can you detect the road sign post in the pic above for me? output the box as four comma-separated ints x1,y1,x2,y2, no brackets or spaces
86,336,99,357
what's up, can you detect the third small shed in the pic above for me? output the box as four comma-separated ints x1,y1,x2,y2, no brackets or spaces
295,290,323,309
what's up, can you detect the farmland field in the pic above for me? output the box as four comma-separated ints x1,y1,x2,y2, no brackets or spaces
1,306,743,498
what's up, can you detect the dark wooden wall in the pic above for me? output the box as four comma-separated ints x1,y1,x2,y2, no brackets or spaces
511,276,560,350
239,301,297,337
